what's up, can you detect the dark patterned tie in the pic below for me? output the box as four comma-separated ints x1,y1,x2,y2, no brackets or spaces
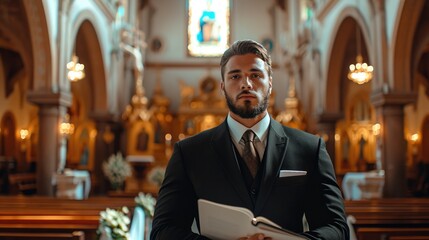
242,130,260,178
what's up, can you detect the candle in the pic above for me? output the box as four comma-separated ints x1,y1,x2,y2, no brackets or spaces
165,133,172,147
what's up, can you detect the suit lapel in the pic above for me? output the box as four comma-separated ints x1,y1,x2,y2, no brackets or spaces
211,121,253,209
254,120,288,215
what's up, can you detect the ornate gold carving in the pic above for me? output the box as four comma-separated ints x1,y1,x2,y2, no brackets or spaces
178,75,227,137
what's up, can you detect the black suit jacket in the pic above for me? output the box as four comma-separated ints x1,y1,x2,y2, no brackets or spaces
151,119,349,240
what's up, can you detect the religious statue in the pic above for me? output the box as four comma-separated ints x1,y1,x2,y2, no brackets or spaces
357,135,367,171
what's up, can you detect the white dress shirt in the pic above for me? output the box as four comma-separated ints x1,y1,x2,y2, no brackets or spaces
227,113,270,161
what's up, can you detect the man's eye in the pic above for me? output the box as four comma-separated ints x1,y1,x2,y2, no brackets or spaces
251,73,261,79
230,74,240,80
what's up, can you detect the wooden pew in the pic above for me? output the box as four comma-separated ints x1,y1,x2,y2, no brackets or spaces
8,173,36,195
345,198,429,240
356,228,429,240
0,196,136,239
0,231,84,240
389,236,429,240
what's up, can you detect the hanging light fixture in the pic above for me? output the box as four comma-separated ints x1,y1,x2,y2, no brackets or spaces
59,114,75,138
67,55,85,82
348,26,373,84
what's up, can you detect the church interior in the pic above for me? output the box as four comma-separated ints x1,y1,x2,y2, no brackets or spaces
0,0,429,239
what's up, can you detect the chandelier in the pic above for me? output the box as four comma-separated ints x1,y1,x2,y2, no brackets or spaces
67,55,85,81
59,114,75,137
348,27,373,84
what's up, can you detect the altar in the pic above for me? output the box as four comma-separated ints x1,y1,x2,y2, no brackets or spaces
342,170,385,200
53,169,91,200
125,155,155,193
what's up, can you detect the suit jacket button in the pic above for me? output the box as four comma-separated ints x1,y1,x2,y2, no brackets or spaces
251,189,256,195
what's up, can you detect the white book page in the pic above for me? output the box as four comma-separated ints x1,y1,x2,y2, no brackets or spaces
198,199,253,239
198,199,306,240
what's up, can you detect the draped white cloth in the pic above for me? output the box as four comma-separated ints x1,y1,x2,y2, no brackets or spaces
53,169,91,199
347,215,358,240
342,171,384,200
130,206,146,240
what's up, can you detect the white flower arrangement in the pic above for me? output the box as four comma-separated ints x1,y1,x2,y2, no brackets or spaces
148,166,165,187
97,206,131,240
103,152,132,190
134,192,156,217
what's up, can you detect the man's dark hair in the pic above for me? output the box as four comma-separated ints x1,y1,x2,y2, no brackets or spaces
220,39,272,81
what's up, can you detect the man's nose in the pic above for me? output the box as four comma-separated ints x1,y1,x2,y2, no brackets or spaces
241,76,252,89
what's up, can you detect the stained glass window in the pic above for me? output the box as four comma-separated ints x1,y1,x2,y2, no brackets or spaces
187,0,230,57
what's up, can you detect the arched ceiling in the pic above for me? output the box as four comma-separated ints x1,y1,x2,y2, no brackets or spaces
414,0,429,96
71,20,107,119
326,15,370,114
0,0,32,97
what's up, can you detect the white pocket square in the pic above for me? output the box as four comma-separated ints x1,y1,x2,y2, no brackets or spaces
280,170,307,177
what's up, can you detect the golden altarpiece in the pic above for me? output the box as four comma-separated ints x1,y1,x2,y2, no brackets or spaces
122,73,231,195
176,74,279,138
276,76,306,131
177,75,228,138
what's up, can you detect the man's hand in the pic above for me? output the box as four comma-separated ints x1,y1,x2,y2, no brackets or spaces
238,233,272,240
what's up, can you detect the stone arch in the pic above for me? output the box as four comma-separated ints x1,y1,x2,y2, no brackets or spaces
0,1,33,94
390,0,426,93
22,0,52,91
410,1,429,96
421,115,429,163
68,10,108,113
324,7,374,114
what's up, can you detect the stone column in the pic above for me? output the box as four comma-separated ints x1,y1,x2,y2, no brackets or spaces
316,112,343,169
27,91,71,196
372,92,416,197
90,112,118,195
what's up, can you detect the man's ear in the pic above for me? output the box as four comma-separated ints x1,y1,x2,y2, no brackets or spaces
220,81,225,95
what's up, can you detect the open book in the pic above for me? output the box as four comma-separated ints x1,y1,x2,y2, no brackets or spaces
198,199,306,240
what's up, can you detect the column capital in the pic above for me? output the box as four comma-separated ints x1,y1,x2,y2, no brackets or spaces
27,90,72,107
370,91,416,108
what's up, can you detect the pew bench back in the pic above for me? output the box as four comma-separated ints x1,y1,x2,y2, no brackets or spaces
0,196,136,239
345,198,429,240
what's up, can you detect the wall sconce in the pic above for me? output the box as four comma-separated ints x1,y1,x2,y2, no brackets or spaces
372,123,381,136
67,55,85,82
19,129,29,140
59,114,75,138
410,133,419,143
19,129,29,152
410,133,419,158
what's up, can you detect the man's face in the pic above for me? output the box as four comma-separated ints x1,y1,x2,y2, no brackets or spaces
221,53,272,119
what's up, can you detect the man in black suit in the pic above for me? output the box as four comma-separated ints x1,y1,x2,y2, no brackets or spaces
151,40,349,240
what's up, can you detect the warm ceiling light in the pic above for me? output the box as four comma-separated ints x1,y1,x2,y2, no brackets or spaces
67,55,85,81
59,114,75,137
348,27,373,84
372,123,381,136
410,133,419,143
19,129,29,140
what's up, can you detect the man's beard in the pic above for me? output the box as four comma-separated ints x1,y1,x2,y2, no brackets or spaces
224,90,269,119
